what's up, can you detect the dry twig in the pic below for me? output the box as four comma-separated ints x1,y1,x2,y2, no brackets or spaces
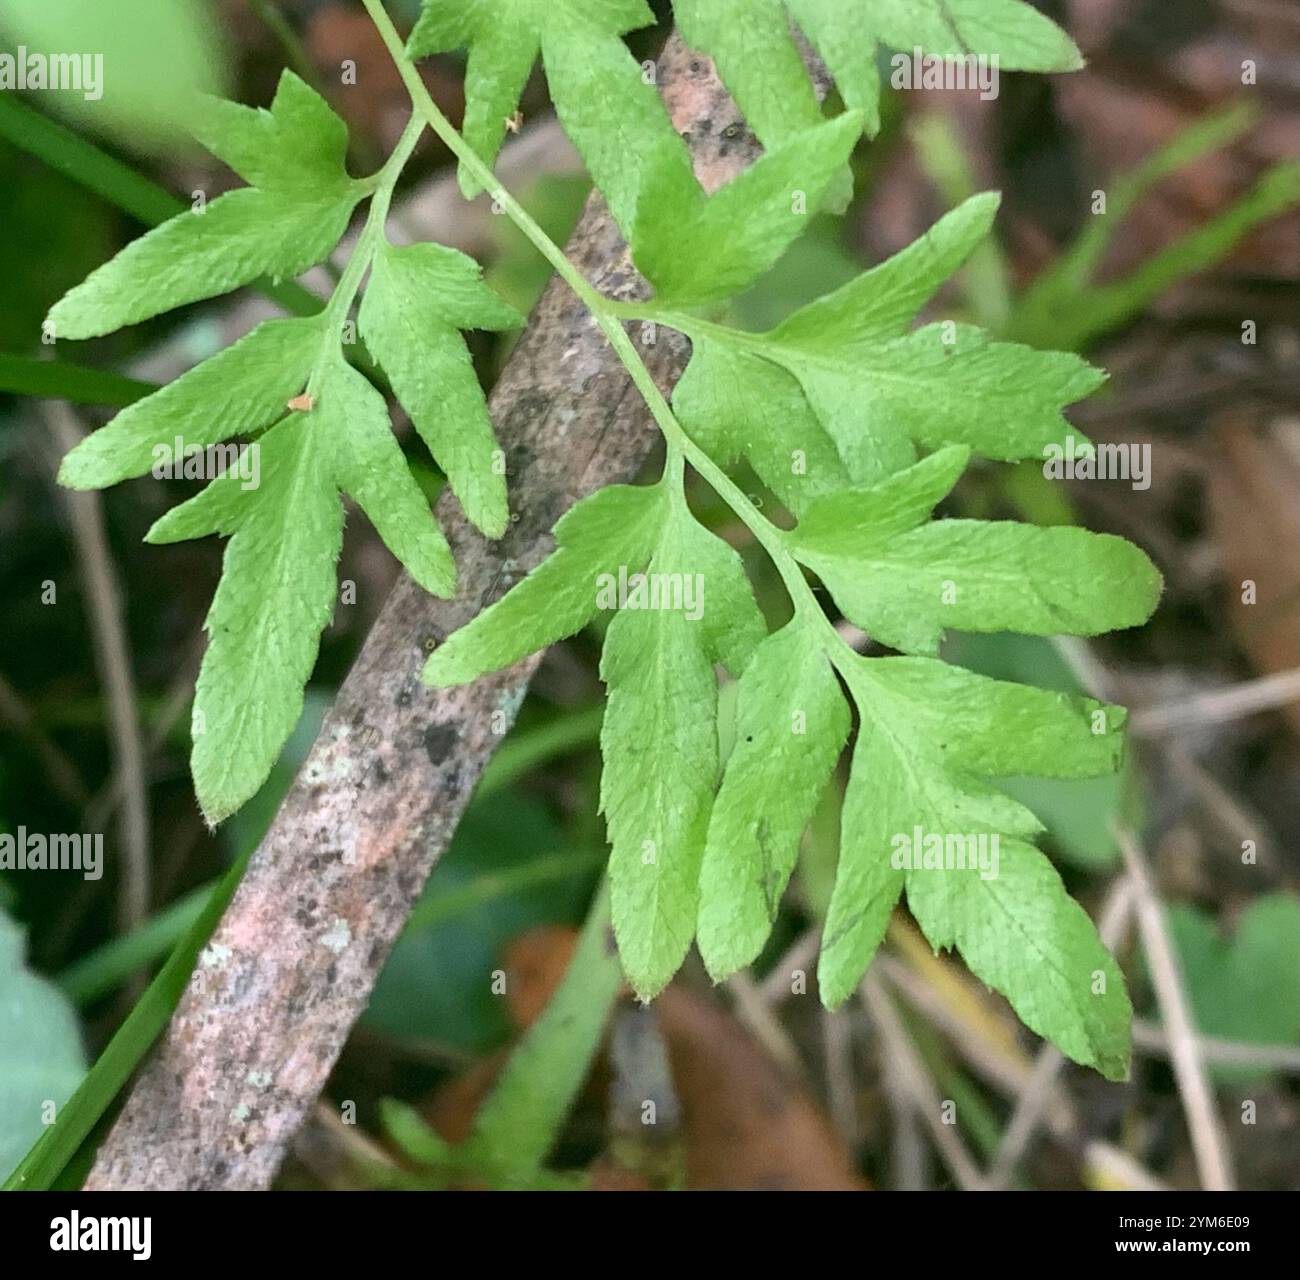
1118,825,1236,1190
860,974,984,1191
43,402,151,933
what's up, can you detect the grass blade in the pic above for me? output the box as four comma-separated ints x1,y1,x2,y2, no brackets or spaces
0,354,156,407
0,93,322,320
3,846,251,1191
56,882,212,1007
469,878,622,1178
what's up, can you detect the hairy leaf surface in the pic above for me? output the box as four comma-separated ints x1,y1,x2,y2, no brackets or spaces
147,414,344,825
143,352,457,823
186,70,356,196
631,113,863,305
48,73,361,341
425,483,667,687
58,315,325,489
51,68,530,823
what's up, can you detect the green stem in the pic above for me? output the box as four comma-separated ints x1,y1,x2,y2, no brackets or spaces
359,0,855,667
306,114,424,396
469,877,622,1179
247,0,322,91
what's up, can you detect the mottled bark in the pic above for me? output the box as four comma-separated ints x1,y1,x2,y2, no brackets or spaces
86,35,780,1191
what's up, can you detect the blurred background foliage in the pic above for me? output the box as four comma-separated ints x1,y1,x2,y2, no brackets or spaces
1,0,1299,1191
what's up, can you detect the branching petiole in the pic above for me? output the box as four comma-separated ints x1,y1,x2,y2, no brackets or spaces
360,0,858,672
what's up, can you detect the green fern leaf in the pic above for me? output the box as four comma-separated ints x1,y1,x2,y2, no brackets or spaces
786,447,1162,654
185,68,356,196
675,0,1083,142
821,656,1133,1078
631,113,863,305
425,483,666,687
696,623,849,978
57,315,326,489
48,73,364,341
51,69,520,823
147,414,344,826
145,353,457,823
406,0,658,204
672,194,1105,496
600,494,763,997
359,240,522,539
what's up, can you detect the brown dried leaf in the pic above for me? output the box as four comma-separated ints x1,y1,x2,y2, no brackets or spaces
420,925,867,1189
656,985,868,1191
1206,413,1300,733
